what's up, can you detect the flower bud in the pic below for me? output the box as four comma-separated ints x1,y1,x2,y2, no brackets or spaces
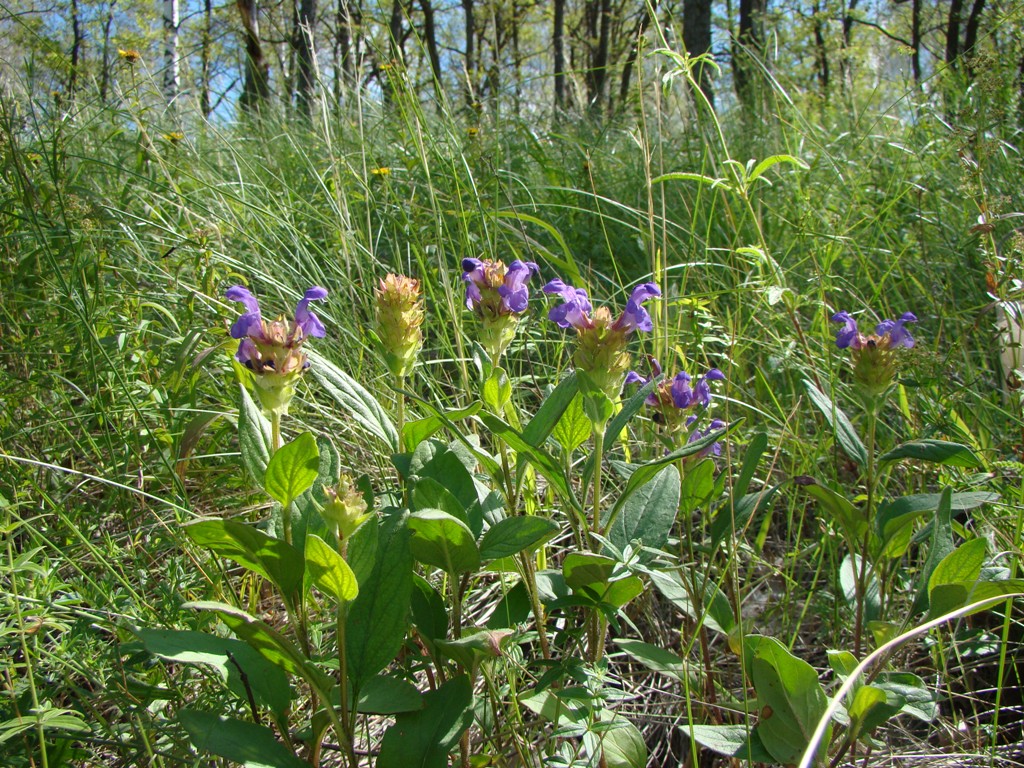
320,475,370,540
375,274,424,378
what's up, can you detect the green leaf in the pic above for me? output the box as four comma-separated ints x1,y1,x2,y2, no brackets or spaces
0,708,90,744
561,554,644,610
185,519,304,606
356,675,423,715
651,171,730,188
734,432,768,500
346,512,413,689
550,392,592,455
804,380,868,466
184,601,333,693
479,516,559,561
238,384,272,484
402,403,481,452
874,672,937,722
880,439,983,468
749,636,829,766
478,412,573,502
613,639,690,683
929,537,987,594
747,154,809,184
305,534,358,604
799,477,866,542
410,574,448,643
264,432,320,508
848,685,902,736
408,509,480,574
606,421,738,526
482,367,513,412
412,477,469,525
877,492,998,541
840,554,880,622
685,724,774,762
377,676,474,768
594,717,647,768
648,569,736,637
581,375,661,486
679,458,716,512
178,710,307,768
410,442,480,526
606,464,679,555
137,628,292,717
521,373,580,449
485,581,532,628
912,488,955,615
308,350,399,451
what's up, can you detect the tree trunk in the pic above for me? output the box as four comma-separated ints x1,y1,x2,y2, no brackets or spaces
733,0,765,114
100,0,117,103
295,0,317,116
69,0,83,96
585,0,612,114
201,0,213,117
462,0,476,107
553,0,566,110
385,0,404,103
946,0,964,65
163,0,180,104
812,0,829,101
840,0,858,96
419,0,443,99
619,4,652,108
683,0,714,107
963,0,986,76
333,0,353,104
911,0,921,82
238,0,271,114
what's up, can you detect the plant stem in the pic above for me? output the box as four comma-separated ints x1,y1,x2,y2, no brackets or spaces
854,397,879,657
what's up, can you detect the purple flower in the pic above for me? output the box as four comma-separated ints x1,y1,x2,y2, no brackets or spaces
671,368,725,409
226,285,263,341
626,358,724,435
831,310,917,350
226,284,328,366
831,311,860,349
875,312,917,349
462,258,540,314
612,283,661,334
689,419,727,457
543,278,594,330
295,287,329,338
499,260,540,313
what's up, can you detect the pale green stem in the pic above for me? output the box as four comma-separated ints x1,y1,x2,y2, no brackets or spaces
854,397,879,657
588,421,608,663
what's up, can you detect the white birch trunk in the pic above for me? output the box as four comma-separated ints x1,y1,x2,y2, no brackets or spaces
163,0,180,103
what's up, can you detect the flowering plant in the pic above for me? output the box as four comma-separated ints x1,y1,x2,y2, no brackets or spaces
227,284,328,416
461,258,540,362
831,310,916,398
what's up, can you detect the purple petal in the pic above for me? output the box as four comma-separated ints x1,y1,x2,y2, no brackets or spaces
704,368,725,381
877,312,917,349
227,285,262,339
624,370,647,386
669,373,695,409
498,260,537,313
614,283,661,334
464,281,482,309
295,286,328,338
544,279,592,329
831,311,860,349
